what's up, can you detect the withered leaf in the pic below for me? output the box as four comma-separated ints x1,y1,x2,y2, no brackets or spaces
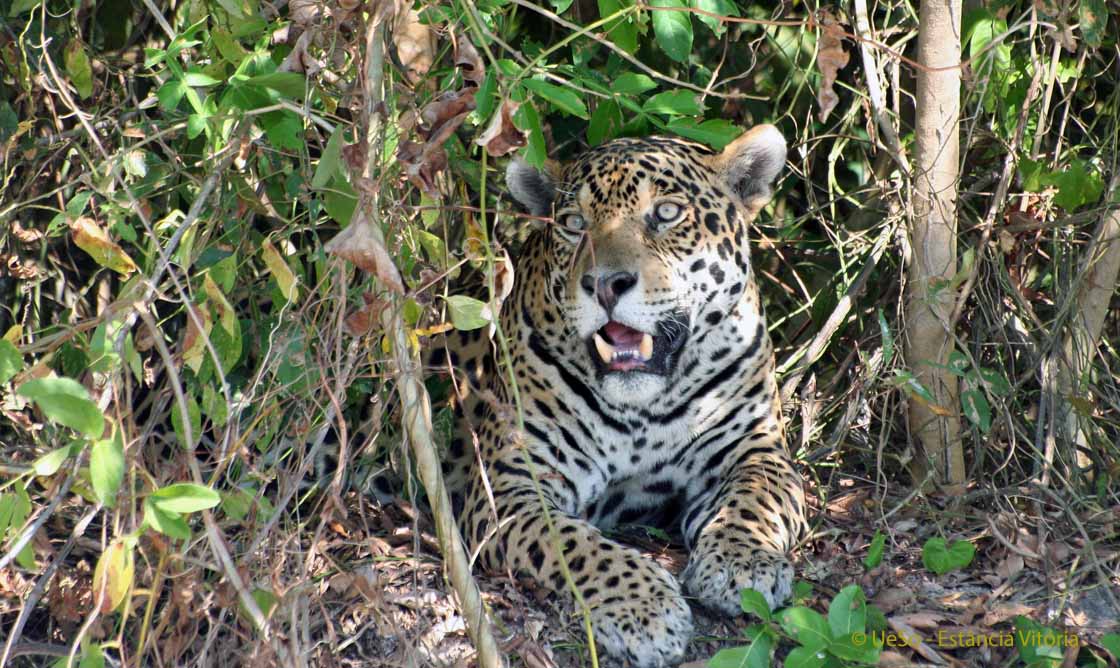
476,100,527,157
71,217,139,276
324,210,405,294
816,13,850,122
454,36,485,88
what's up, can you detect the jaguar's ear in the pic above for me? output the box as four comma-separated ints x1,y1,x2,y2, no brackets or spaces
713,124,787,211
506,158,564,218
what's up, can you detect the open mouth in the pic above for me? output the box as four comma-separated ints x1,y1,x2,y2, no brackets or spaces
587,317,689,375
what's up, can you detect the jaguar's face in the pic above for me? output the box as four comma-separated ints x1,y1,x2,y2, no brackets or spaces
507,127,787,404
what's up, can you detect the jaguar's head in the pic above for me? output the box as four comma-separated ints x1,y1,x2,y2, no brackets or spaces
506,126,786,404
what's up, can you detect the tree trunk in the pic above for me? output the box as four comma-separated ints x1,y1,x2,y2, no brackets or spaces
1052,177,1120,477
906,0,966,485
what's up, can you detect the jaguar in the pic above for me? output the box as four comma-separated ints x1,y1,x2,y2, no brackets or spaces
431,125,807,666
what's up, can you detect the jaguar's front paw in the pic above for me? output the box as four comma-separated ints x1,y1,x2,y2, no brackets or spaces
681,540,794,616
588,588,693,668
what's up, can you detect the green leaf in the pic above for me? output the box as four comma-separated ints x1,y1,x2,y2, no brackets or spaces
522,79,589,119
778,607,831,652
828,632,881,664
124,150,148,178
513,101,547,168
613,73,658,96
1020,157,1047,192
708,632,773,668
597,0,639,54
143,498,191,540
18,377,103,438
91,434,125,507
550,0,574,13
1049,160,1103,211
260,110,304,151
691,0,738,35
961,389,991,432
211,28,249,64
78,643,105,668
650,0,693,62
34,446,72,477
1079,0,1106,47
151,483,221,514
65,40,94,99
643,90,702,116
828,585,867,638
313,130,345,189
783,645,826,668
977,367,1011,396
792,580,813,602
864,530,886,569
92,539,134,612
245,72,308,99
182,71,222,87
665,118,739,149
0,339,21,384
922,537,976,575
588,99,623,146
446,295,492,331
7,0,39,16
739,588,771,621
1100,633,1120,660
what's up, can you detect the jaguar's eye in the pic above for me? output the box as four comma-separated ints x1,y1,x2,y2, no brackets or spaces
562,213,587,232
654,201,683,223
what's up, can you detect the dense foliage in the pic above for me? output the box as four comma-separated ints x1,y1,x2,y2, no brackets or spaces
1,0,1118,665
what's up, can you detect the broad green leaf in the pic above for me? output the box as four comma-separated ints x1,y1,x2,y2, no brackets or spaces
0,338,21,384
7,0,40,16
964,10,1010,70
643,90,702,116
650,0,692,62
1050,160,1103,211
1100,633,1120,660
864,530,886,569
513,101,547,168
961,389,991,432
143,499,191,540
828,632,881,664
124,150,147,178
446,295,492,331
597,0,639,54
588,99,623,146
665,118,739,149
922,537,976,575
550,0,574,13
708,632,772,668
778,607,831,652
416,230,448,267
323,175,358,226
739,588,771,621
65,40,93,99
783,645,826,668
246,72,308,99
313,130,345,189
91,434,125,506
260,110,304,150
182,71,221,87
613,73,658,96
522,79,589,119
34,446,72,477
827,585,867,638
92,540,134,612
211,28,249,64
977,367,1011,396
151,483,221,514
691,0,738,35
792,580,813,602
18,377,104,438
78,643,105,668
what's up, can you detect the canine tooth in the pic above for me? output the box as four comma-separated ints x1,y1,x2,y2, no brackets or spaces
639,333,654,360
593,332,614,363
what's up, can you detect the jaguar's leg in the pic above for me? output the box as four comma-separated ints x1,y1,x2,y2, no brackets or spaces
679,431,806,615
459,449,694,667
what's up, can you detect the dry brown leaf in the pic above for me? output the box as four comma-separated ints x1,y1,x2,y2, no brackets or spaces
324,211,405,293
873,587,915,613
454,36,485,88
181,304,212,373
343,292,388,336
995,553,1024,580
888,617,947,664
476,100,527,157
895,611,950,629
816,12,850,122
981,602,1035,626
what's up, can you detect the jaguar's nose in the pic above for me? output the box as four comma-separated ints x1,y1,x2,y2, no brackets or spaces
581,271,638,312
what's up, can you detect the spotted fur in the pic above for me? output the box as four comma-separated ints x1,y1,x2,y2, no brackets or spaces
432,126,806,667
